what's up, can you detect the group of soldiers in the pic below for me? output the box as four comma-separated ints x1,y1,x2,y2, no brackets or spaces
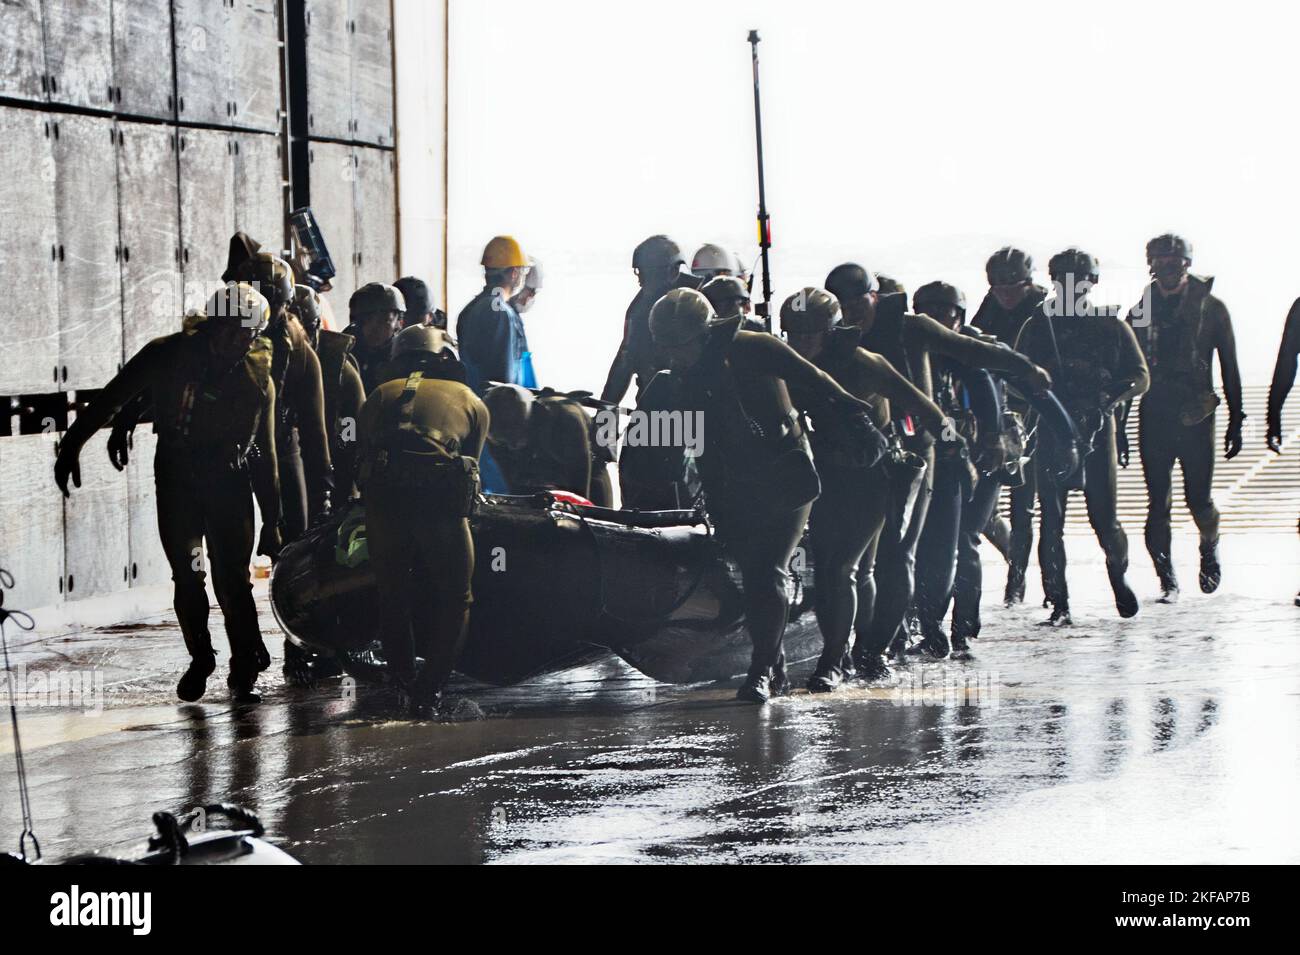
47,221,1299,714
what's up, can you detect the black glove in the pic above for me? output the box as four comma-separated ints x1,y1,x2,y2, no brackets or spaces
1116,426,1129,469
1225,413,1245,461
1266,412,1282,454
107,423,132,471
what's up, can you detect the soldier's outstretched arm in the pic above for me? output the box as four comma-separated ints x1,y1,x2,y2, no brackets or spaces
1267,298,1300,451
56,339,168,496
600,343,634,405
915,312,1051,392
252,381,283,558
859,351,945,436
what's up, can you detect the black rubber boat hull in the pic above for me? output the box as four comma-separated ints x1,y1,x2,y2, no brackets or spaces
270,496,821,685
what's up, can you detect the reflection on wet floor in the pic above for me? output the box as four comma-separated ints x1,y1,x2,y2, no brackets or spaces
1,534,1297,863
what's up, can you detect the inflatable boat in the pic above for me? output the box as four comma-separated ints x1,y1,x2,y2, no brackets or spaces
270,493,821,685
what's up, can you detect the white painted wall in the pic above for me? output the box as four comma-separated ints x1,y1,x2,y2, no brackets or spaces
392,0,448,310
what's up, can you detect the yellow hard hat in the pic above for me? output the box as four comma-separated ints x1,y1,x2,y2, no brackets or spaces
481,235,527,269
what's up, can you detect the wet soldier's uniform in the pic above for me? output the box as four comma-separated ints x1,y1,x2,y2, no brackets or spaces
356,326,489,718
1016,250,1150,623
1125,235,1242,598
780,289,945,690
826,263,1051,669
650,289,887,702
1267,298,1300,605
54,285,281,702
969,248,1050,604
911,282,1078,658
292,285,365,507
601,235,705,405
483,384,594,499
239,254,333,541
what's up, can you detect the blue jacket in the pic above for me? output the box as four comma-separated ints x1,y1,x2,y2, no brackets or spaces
456,287,529,394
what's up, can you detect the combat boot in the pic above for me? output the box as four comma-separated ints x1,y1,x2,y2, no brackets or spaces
1152,552,1179,603
176,653,216,703
1109,567,1140,619
736,665,773,703
227,668,261,705
1199,539,1222,594
853,652,892,682
806,661,843,694
1039,600,1072,627
905,622,950,659
1004,565,1026,606
949,631,974,662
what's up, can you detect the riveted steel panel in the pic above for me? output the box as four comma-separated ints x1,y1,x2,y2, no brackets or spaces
0,107,59,394
304,0,352,140
53,114,123,391
0,433,64,612
350,0,393,146
174,0,233,126
119,122,183,356
353,146,396,287
307,141,356,300
63,429,131,601
112,0,175,119
126,430,170,588
233,132,285,255
178,127,236,313
43,0,114,110
231,0,283,133
0,0,46,102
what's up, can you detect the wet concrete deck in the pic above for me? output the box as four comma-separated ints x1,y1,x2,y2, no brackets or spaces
2,533,1297,864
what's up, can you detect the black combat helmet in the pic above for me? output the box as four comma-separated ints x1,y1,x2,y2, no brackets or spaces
632,235,685,273
913,281,967,318
780,287,841,334
825,263,878,301
349,282,406,318
986,247,1034,286
1048,248,1100,284
1145,233,1192,265
701,275,750,319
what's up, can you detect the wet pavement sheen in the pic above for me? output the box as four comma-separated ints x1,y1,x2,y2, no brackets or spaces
2,533,1297,864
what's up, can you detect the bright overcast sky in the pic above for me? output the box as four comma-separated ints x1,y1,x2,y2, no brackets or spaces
446,0,1298,391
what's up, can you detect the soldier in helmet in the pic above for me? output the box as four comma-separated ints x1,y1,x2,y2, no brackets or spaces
291,284,364,508
1125,234,1242,600
825,262,1052,674
780,287,947,689
356,325,489,718
909,281,1080,658
701,275,762,332
649,288,887,702
55,284,282,703
600,235,704,404
346,282,406,394
457,236,532,395
1017,249,1149,624
393,275,447,331
240,252,334,540
970,246,1051,605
